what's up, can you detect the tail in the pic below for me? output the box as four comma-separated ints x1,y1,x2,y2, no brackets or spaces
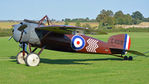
108,34,131,50
108,34,131,55
108,34,145,56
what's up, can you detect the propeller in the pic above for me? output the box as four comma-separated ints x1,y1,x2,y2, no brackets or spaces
9,23,27,41
8,28,14,41
8,35,13,41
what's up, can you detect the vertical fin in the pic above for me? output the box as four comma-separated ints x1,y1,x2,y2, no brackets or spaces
123,34,131,50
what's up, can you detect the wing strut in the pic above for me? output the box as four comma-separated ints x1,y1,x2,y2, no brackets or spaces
38,15,53,27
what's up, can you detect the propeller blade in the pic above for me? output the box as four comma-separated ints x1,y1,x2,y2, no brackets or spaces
18,24,27,31
8,35,13,41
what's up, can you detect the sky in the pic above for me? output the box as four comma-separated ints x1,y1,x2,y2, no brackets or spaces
0,0,148,20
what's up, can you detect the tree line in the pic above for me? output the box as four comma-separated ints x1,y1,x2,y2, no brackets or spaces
63,9,149,25
96,9,146,25
62,17,96,22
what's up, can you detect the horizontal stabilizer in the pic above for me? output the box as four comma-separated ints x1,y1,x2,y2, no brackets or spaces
110,48,146,56
127,50,146,56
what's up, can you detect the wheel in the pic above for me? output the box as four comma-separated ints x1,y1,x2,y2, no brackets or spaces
25,53,40,66
128,56,133,60
124,56,128,60
16,51,28,64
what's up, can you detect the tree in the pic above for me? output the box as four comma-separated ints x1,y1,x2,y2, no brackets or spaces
131,11,144,24
106,10,114,17
143,17,149,22
124,14,132,25
132,11,144,20
114,11,132,25
96,9,115,25
96,14,107,22
105,17,115,25
85,17,89,21
132,19,142,24
64,18,71,22
114,11,124,24
114,11,124,18
100,9,113,16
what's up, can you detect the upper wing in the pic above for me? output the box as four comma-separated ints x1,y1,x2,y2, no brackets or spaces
36,25,88,34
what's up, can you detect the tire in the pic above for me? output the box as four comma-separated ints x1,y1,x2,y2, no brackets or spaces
25,53,40,66
16,51,28,64
128,56,133,60
124,56,128,60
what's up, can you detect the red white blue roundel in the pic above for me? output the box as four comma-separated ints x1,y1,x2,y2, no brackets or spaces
71,35,85,50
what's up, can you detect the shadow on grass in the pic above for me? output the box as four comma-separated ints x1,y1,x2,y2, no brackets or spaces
9,56,123,65
9,55,149,65
39,58,123,65
9,56,16,59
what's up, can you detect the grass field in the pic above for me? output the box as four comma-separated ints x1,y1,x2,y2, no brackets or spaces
0,22,99,29
0,32,149,84
0,22,18,29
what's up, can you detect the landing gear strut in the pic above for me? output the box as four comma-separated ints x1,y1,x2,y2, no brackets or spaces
16,43,46,66
16,43,28,64
25,45,46,66
114,55,133,61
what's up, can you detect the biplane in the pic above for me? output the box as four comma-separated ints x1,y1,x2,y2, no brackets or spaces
10,15,145,66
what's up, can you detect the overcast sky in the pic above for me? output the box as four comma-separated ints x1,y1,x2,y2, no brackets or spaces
0,0,148,20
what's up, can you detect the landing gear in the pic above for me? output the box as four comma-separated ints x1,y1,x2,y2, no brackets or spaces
16,51,28,64
25,53,40,66
123,56,133,60
124,56,128,60
16,43,46,66
128,56,133,60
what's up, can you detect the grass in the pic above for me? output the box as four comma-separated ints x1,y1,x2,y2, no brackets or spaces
0,32,149,84
0,21,99,29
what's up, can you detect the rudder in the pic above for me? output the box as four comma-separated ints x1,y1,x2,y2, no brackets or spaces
108,34,131,50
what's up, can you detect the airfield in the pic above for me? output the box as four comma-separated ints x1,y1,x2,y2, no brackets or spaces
0,32,149,84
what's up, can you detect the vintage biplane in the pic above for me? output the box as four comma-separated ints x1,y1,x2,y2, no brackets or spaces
10,15,145,66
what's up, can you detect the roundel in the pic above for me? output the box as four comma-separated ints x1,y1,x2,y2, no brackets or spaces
71,35,85,50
